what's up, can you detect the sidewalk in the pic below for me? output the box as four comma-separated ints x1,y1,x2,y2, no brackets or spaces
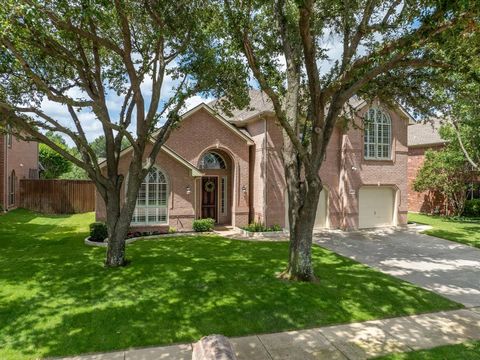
58,307,480,360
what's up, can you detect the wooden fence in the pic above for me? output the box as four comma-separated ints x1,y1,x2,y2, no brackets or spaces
19,179,95,214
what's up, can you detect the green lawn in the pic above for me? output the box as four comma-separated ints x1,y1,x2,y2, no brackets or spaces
376,340,480,359
0,210,461,360
408,212,480,248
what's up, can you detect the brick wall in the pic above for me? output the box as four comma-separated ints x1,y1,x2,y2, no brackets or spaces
261,104,408,230
4,135,39,209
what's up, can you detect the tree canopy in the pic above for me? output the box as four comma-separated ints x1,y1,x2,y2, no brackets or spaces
0,0,248,266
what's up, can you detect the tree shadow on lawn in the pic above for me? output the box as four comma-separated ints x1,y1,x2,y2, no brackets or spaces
424,227,480,248
0,211,462,359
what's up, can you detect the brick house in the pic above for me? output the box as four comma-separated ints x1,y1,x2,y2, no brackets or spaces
96,90,413,231
408,119,480,214
0,128,40,210
407,119,446,213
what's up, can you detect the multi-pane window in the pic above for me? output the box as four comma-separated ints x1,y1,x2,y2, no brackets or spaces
132,167,168,225
221,176,227,214
199,152,226,169
364,107,392,160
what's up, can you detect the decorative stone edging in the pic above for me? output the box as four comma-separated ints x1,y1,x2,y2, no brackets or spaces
237,228,288,239
84,232,213,247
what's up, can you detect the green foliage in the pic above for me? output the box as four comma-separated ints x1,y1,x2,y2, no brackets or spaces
242,222,283,232
168,226,177,234
39,143,72,179
59,147,89,180
464,199,480,218
89,135,130,159
413,146,473,216
89,222,108,242
192,218,215,232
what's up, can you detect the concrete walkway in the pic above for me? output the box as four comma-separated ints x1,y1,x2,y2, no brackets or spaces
314,226,480,308
57,307,480,360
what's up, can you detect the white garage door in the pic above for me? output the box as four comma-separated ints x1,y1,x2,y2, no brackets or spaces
284,189,328,229
314,189,328,229
359,187,394,228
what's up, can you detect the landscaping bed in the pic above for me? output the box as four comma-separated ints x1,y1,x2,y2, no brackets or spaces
0,209,462,360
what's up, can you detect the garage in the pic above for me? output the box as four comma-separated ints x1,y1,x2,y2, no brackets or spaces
284,189,328,229
359,187,395,228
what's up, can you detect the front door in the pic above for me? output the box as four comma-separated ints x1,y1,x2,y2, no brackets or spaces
201,177,218,221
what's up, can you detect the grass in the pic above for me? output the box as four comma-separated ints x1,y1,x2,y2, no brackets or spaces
375,340,480,359
0,209,462,360
408,212,480,248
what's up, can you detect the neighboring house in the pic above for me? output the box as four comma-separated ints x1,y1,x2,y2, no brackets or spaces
408,119,480,214
96,90,412,231
0,128,40,210
407,119,446,213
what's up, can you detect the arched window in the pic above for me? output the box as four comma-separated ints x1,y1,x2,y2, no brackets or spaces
199,151,226,169
364,107,392,159
132,167,168,225
8,170,16,206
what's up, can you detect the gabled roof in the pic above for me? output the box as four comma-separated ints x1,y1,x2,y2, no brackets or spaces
98,143,204,177
209,89,275,125
169,103,254,145
408,118,446,147
345,96,416,124
210,89,416,125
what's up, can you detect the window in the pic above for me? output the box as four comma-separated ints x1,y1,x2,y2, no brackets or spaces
199,152,226,169
132,167,168,225
8,170,16,206
6,125,12,148
221,176,227,214
364,107,392,160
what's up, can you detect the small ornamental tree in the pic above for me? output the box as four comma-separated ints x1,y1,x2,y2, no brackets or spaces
413,147,473,216
0,1,247,267
222,0,480,281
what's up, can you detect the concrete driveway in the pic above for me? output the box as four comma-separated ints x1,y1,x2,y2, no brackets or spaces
314,226,480,308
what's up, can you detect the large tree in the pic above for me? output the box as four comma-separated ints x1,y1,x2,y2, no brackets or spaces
0,1,246,266
223,0,479,281
430,27,480,170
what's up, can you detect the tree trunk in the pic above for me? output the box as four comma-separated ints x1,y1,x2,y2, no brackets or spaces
281,211,318,281
103,180,140,267
105,211,131,267
280,167,322,282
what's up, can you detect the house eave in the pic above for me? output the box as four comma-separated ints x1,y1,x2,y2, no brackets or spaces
97,142,204,177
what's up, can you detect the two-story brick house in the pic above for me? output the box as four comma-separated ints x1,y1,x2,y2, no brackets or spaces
96,90,412,230
0,128,40,210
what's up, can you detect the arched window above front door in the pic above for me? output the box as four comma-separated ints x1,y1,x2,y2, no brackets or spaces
199,151,226,169
132,167,168,225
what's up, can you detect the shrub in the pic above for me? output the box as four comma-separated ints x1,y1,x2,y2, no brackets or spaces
269,224,282,232
242,222,283,232
242,222,267,232
463,199,480,217
168,227,177,234
193,218,215,232
89,222,108,242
